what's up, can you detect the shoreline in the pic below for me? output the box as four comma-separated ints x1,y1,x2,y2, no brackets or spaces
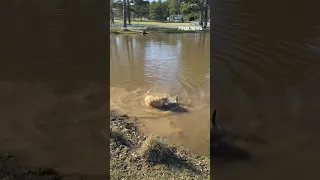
110,20,210,34
110,110,210,179
110,27,210,34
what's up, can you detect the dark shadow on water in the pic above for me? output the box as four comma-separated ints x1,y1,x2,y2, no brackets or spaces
211,128,252,162
157,101,190,113
210,110,259,162
211,141,251,162
158,106,190,113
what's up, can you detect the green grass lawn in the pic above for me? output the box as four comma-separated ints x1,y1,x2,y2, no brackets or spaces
114,19,195,28
111,20,209,34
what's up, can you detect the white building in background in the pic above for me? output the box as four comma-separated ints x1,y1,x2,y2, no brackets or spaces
167,14,183,22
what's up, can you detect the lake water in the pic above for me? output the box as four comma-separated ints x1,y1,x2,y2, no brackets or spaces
211,1,320,179
110,33,210,155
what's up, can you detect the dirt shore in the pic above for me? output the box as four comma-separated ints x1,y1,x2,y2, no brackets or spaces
110,110,210,180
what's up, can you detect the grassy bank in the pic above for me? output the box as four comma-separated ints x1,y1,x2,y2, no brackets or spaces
110,20,210,34
110,27,210,34
114,20,195,27
110,110,210,180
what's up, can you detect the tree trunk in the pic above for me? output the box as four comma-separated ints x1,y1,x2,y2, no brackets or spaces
127,0,131,24
111,13,115,24
110,3,115,24
123,0,127,28
198,0,203,26
203,0,209,28
199,12,203,26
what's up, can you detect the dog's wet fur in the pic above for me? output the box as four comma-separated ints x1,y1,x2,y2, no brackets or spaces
144,89,181,111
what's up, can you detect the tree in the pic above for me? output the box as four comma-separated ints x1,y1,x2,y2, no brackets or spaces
113,0,124,19
123,0,127,27
127,0,132,24
110,0,115,23
149,0,169,21
132,0,150,21
168,0,181,16
203,0,209,28
180,0,210,27
161,1,170,20
182,2,200,21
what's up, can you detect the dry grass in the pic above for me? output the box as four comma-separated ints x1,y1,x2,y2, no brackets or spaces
139,134,175,164
110,110,210,180
110,128,131,147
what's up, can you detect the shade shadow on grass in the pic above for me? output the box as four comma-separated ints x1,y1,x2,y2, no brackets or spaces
110,129,132,147
139,135,200,173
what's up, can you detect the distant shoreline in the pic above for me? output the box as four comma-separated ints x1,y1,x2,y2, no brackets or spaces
110,27,210,34
110,20,210,34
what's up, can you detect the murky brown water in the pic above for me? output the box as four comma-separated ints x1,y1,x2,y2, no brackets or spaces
212,0,320,179
110,33,210,155
0,1,109,178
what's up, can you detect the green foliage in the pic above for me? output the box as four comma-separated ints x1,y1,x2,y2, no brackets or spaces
168,0,181,15
149,0,169,21
181,2,200,21
111,0,124,19
111,0,210,23
132,0,150,20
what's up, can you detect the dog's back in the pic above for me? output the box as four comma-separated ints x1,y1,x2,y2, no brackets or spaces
144,89,169,108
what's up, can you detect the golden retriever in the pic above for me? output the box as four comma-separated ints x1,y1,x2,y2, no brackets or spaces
144,89,169,108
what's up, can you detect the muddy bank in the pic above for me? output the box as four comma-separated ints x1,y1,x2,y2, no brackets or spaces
109,110,210,180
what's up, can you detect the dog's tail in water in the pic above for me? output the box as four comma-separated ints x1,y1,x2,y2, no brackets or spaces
146,89,154,95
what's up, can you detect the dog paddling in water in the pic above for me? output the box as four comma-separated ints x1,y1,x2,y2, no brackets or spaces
144,89,179,109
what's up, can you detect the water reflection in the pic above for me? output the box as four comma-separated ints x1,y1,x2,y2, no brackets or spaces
211,0,320,179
